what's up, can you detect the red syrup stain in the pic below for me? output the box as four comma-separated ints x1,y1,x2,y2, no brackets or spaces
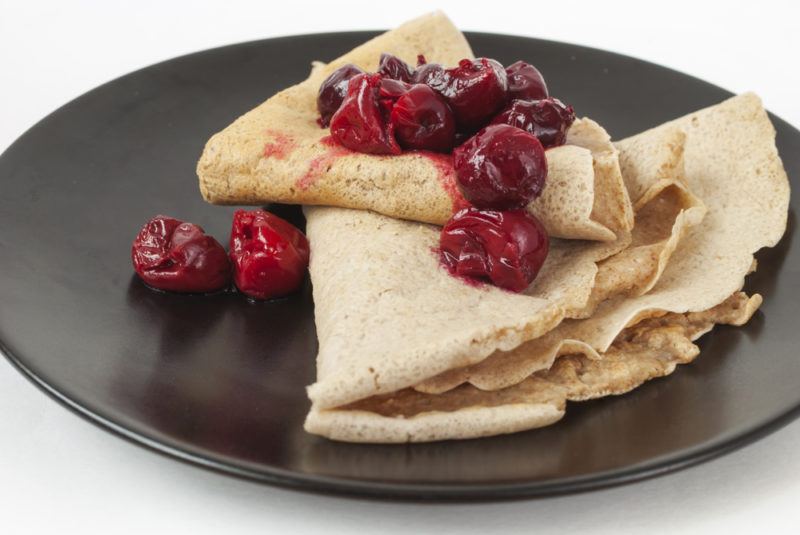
262,130,296,159
414,151,472,213
319,135,338,147
296,136,351,191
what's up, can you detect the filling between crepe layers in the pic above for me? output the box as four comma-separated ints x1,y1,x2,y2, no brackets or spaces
339,292,760,419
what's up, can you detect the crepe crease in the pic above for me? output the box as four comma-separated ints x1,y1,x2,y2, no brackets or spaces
197,12,634,241
304,93,788,442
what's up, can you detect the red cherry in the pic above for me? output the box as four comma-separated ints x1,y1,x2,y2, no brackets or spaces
440,58,508,130
505,61,548,101
453,124,547,210
491,98,576,148
379,77,412,100
412,62,452,95
316,64,364,127
439,208,549,292
390,84,456,152
377,53,414,82
229,209,310,300
329,73,401,155
131,215,231,293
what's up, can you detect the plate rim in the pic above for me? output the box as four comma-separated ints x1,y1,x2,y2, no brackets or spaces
1,29,798,502
6,336,800,501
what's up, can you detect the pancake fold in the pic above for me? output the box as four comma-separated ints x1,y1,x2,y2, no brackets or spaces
195,13,790,443
304,92,788,442
197,12,634,241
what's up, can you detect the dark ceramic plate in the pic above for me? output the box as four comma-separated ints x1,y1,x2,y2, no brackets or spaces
0,31,797,501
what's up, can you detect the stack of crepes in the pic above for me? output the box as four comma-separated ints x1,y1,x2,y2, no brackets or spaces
197,12,790,442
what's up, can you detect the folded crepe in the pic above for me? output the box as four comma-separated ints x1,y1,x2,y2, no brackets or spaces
196,12,633,241
304,93,789,442
307,293,760,442
303,206,628,411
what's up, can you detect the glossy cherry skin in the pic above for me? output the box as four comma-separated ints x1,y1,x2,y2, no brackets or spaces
439,208,549,292
412,61,452,94
229,210,310,300
390,84,456,152
378,53,414,82
505,61,548,101
379,77,412,100
492,98,576,148
131,215,231,293
316,64,365,127
440,58,508,130
453,124,548,210
329,73,401,155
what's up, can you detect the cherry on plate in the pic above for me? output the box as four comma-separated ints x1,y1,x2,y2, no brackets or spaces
229,209,310,300
131,215,231,293
453,124,547,210
492,97,575,148
439,208,549,292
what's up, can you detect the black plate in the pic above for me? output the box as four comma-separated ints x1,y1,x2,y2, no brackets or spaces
0,31,798,501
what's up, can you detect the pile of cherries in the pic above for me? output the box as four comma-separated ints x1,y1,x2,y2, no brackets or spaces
318,54,574,291
131,210,309,299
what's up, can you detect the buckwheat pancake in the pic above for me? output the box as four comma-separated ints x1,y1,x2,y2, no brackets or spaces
304,93,789,442
196,12,634,241
305,293,760,442
303,206,628,412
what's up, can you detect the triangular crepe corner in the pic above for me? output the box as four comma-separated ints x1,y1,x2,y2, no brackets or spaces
197,12,634,242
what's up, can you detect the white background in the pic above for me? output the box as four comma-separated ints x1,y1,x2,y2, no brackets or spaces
1,1,799,533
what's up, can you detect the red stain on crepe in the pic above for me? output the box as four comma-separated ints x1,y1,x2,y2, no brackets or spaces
262,130,296,159
296,137,351,191
319,135,338,147
293,138,473,209
416,151,472,212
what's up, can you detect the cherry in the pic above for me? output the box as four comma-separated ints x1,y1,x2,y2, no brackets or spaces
377,53,414,82
439,208,549,292
131,215,231,293
491,98,575,148
316,64,365,128
505,61,548,101
411,61,452,94
439,58,508,130
229,209,310,300
329,73,401,155
390,84,456,152
379,77,412,100
453,124,547,210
